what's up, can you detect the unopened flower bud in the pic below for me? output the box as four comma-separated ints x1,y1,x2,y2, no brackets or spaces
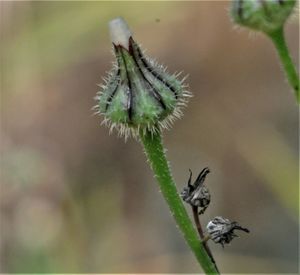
206,216,250,247
230,0,296,34
96,17,190,138
181,168,211,214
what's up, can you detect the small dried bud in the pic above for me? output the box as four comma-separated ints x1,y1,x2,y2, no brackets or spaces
181,168,211,214
206,216,250,247
230,0,296,34
96,17,190,138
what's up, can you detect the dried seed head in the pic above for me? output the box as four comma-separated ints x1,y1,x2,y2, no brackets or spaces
181,168,211,214
230,0,296,34
206,216,250,247
95,17,191,139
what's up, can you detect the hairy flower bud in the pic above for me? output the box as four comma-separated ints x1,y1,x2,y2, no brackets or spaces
181,168,211,214
206,216,250,247
230,0,296,34
96,17,190,138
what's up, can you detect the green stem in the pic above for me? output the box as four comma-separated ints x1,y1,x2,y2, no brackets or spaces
139,130,219,275
268,27,299,104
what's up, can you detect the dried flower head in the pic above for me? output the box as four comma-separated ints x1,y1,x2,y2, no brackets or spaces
230,0,296,34
206,216,250,247
95,17,191,139
181,168,211,214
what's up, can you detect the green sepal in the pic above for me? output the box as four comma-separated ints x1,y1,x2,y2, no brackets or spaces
231,0,296,34
96,37,190,137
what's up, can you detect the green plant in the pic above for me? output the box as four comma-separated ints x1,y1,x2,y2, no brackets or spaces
96,17,249,274
230,0,299,103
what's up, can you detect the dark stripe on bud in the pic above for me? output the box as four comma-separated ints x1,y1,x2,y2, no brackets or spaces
131,37,179,99
105,45,121,112
128,38,167,111
119,46,133,122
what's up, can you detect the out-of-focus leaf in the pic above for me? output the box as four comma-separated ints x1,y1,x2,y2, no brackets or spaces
237,124,298,217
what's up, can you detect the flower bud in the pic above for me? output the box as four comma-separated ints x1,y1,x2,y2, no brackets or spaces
181,168,211,214
96,17,190,138
206,216,250,247
230,0,296,34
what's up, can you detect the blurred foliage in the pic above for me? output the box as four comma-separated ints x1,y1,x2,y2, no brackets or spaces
1,1,181,87
0,1,299,273
237,124,298,216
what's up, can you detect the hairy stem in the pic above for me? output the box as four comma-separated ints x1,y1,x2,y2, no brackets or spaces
268,27,299,104
139,129,219,274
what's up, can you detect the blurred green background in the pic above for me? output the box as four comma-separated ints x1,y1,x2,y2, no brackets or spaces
0,1,299,273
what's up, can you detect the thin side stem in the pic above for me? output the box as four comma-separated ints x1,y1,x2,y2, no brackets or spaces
268,27,299,104
192,206,205,239
139,130,219,275
192,206,219,273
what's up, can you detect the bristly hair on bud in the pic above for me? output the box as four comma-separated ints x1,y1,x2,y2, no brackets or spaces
95,17,191,140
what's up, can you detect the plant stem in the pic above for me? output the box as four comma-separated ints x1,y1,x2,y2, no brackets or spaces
139,129,219,275
192,206,205,239
268,27,299,104
192,206,219,273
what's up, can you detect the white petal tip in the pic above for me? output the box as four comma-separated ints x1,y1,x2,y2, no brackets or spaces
108,17,132,50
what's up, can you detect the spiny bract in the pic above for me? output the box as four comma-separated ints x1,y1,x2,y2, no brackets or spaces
95,18,191,139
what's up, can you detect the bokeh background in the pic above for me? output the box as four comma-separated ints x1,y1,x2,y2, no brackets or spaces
0,1,299,273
